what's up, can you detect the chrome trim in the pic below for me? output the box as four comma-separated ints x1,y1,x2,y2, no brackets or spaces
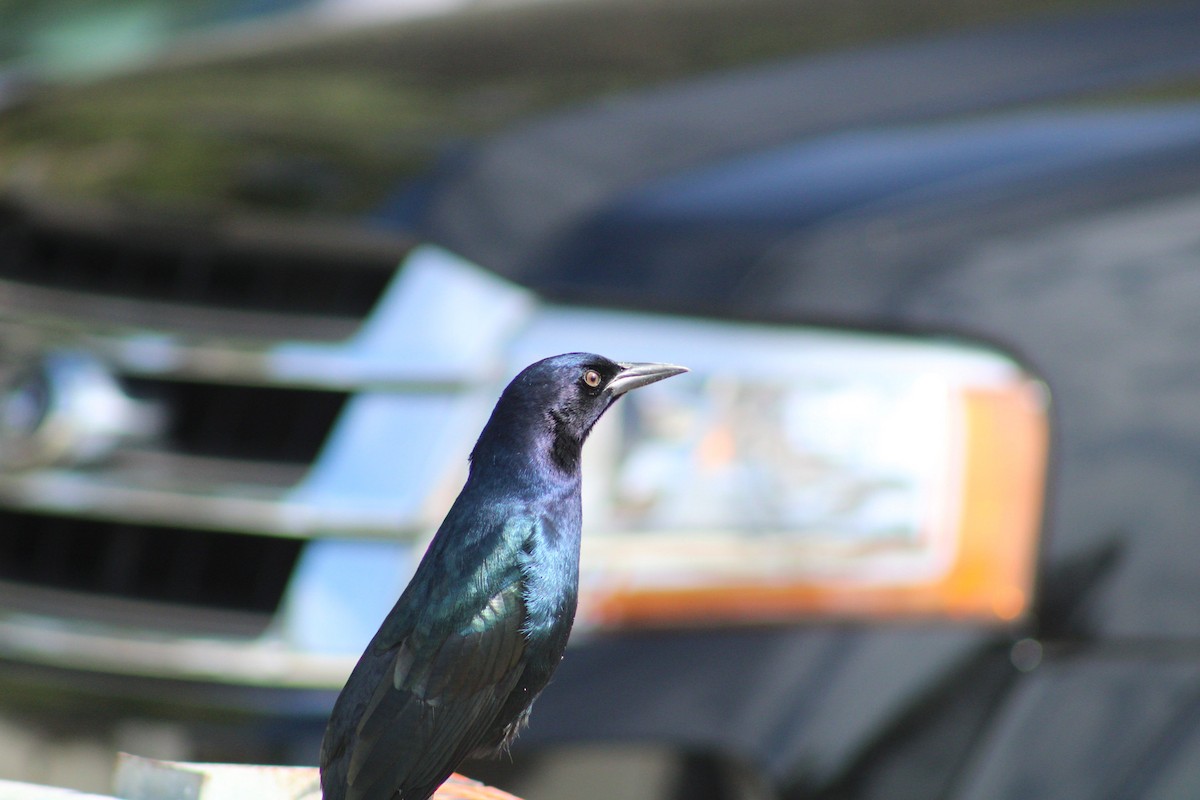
0,580,272,638
0,613,354,688
1,244,533,391
0,250,528,540
0,349,164,470
0,468,419,540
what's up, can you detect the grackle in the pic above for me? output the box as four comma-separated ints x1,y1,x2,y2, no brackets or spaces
320,353,687,800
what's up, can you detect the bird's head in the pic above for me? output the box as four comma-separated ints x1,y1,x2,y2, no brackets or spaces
472,353,688,477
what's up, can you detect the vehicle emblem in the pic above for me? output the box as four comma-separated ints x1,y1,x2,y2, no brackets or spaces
0,350,164,471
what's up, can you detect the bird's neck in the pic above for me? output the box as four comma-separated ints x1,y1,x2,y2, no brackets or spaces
469,403,585,490
468,427,582,497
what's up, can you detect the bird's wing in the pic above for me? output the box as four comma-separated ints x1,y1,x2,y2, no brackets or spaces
328,516,535,800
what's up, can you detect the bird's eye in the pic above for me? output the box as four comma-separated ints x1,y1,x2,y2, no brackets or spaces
582,369,602,388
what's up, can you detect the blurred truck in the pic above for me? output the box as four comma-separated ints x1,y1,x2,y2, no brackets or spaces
2,1,1200,798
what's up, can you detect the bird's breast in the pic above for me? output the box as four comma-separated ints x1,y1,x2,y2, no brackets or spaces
517,501,582,641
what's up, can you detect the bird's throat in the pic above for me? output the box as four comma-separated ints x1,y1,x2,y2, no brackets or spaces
546,408,584,474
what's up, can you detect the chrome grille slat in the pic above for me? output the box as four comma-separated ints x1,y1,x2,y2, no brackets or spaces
111,448,310,489
0,464,415,539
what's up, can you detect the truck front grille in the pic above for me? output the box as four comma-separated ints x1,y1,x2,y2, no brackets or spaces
0,199,400,320
0,197,412,643
123,377,349,464
0,510,304,635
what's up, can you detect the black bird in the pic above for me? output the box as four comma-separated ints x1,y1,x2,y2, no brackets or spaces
320,353,687,800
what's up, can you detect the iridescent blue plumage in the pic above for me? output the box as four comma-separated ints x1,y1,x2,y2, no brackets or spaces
320,353,686,800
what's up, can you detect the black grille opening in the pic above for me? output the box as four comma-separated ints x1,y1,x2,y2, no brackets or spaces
0,511,304,632
0,202,400,319
123,377,348,463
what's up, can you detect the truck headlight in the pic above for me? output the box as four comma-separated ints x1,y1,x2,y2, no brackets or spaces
577,331,1048,628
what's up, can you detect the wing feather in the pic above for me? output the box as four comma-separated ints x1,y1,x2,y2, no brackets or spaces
322,513,538,800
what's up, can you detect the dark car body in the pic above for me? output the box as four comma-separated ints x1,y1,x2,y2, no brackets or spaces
3,1,1200,798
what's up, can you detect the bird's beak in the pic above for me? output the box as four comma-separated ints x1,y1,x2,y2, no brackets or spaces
608,361,689,397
